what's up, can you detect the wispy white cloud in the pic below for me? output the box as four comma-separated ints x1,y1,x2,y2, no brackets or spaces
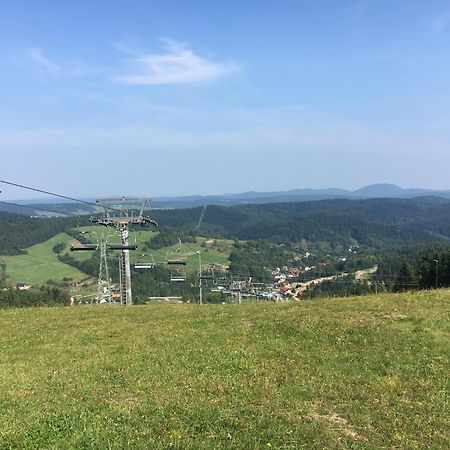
2,105,448,159
113,39,239,85
27,47,61,76
25,47,99,78
419,9,450,33
432,9,450,32
21,40,237,85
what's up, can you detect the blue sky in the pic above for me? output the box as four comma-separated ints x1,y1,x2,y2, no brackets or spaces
1,0,450,200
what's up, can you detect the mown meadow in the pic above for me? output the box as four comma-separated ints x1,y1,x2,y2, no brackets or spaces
0,290,448,449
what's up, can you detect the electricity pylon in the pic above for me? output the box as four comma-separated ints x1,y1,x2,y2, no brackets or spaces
96,234,111,303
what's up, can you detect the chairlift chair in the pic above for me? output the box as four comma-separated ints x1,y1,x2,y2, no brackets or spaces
70,231,99,251
199,274,214,281
134,253,155,270
108,243,138,250
215,277,230,289
106,230,138,251
165,239,187,265
170,269,186,282
70,243,98,251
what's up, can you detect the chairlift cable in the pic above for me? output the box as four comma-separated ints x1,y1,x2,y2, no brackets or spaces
0,179,122,213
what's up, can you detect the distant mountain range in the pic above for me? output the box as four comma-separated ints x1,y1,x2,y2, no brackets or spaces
2,183,450,215
147,183,450,208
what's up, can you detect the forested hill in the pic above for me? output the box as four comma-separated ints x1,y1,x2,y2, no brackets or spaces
0,212,82,255
1,197,450,254
149,196,450,248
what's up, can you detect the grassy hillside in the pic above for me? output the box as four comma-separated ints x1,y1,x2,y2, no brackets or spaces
0,290,448,448
75,226,232,271
0,233,90,285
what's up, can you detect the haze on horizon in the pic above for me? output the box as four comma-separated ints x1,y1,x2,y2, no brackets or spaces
1,1,449,201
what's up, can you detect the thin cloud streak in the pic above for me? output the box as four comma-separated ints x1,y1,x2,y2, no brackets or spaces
432,9,450,32
113,40,239,85
1,112,447,159
27,47,61,76
25,47,100,78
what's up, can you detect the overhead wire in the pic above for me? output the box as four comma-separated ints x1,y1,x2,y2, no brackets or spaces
0,179,122,213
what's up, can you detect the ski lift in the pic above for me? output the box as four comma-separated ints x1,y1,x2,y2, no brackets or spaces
170,268,186,282
70,243,98,251
108,243,138,250
106,230,138,251
70,230,99,251
166,239,187,265
134,253,155,270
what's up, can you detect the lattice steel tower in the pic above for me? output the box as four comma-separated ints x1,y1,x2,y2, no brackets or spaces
96,234,111,303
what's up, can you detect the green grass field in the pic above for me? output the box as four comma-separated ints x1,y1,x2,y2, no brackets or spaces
0,233,90,286
0,290,448,449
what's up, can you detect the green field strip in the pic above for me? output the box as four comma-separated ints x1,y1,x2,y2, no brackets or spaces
1,233,90,285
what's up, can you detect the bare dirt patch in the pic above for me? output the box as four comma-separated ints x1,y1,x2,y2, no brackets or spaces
308,412,368,441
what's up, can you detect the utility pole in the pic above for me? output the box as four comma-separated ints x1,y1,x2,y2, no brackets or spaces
433,259,439,289
89,198,157,306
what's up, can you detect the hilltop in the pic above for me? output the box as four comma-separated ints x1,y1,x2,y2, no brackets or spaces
0,290,448,448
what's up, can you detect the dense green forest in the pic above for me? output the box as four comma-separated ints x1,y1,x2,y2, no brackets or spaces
146,197,450,248
0,211,87,255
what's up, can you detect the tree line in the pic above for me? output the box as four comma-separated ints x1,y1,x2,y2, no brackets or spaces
0,286,69,308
